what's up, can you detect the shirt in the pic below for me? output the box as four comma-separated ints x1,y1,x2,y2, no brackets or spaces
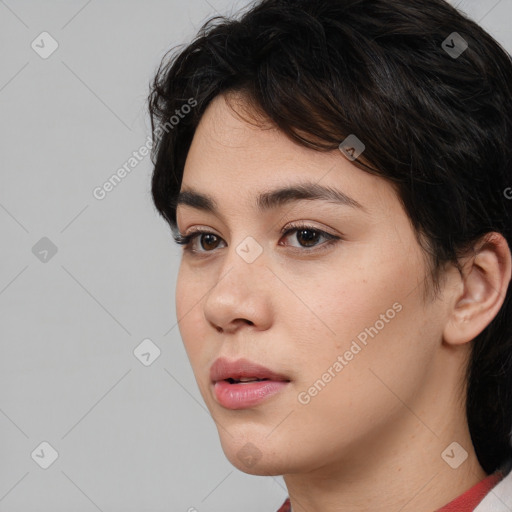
276,469,505,512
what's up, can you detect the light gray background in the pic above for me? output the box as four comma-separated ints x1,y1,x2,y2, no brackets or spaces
0,1,511,510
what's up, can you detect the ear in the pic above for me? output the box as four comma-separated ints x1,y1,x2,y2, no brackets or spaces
443,232,512,346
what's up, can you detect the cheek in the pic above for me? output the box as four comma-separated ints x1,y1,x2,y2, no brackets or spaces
291,242,431,396
298,253,433,394
175,266,209,363
175,267,191,325
292,243,423,348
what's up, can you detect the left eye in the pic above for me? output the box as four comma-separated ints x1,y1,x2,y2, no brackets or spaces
173,224,340,254
281,226,336,248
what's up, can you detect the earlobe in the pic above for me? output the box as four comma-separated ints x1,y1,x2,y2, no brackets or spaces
443,232,512,346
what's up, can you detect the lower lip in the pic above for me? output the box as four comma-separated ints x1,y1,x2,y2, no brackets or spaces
213,380,289,409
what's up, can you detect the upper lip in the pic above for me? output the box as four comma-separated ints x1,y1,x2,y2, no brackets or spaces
210,357,290,383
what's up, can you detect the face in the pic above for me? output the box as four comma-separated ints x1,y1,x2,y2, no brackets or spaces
174,93,449,476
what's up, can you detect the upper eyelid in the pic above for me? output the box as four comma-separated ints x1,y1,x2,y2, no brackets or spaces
175,224,339,248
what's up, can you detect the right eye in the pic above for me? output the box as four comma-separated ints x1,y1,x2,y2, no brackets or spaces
173,230,225,253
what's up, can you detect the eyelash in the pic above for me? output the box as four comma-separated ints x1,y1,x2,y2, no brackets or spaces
173,222,341,255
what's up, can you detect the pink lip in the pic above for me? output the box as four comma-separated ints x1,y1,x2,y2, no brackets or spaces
210,357,290,410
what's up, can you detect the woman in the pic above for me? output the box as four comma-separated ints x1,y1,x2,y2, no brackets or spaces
148,0,512,510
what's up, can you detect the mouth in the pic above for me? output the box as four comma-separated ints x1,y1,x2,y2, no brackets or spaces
210,357,291,410
210,357,290,384
224,377,271,384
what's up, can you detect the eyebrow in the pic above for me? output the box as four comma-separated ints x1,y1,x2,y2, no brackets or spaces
175,182,366,215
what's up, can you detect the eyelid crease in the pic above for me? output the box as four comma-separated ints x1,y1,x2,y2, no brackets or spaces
174,219,339,240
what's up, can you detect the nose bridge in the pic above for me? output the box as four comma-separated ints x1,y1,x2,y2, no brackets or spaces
202,233,270,329
233,233,266,266
217,232,267,289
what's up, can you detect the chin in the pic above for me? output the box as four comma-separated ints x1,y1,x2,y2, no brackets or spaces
225,448,290,476
217,433,298,476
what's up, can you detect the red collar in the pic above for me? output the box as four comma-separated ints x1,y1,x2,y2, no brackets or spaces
276,471,504,512
435,471,503,511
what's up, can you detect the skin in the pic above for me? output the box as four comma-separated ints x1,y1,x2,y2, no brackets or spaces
174,92,511,512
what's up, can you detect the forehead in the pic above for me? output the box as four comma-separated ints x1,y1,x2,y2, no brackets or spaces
179,93,398,218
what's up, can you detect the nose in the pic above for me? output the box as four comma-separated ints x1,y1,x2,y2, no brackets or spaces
202,240,274,334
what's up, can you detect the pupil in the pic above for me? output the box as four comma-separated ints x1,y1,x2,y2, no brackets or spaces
201,234,218,250
298,229,319,247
